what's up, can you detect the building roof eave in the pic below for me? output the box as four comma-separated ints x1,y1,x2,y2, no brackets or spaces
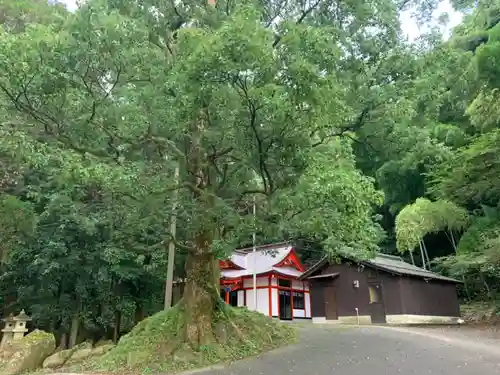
306,272,340,280
298,256,328,280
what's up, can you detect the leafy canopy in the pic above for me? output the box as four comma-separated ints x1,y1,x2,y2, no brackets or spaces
0,0,389,259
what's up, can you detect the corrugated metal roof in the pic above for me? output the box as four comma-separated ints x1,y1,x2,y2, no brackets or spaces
299,253,460,283
363,253,460,283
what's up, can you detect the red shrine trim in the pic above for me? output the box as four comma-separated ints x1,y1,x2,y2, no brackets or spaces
273,249,305,272
219,259,245,270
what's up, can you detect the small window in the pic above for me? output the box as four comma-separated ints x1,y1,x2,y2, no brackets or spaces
278,278,291,288
368,285,381,304
292,291,305,309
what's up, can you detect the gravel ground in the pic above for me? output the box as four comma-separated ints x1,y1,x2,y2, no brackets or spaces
186,324,500,375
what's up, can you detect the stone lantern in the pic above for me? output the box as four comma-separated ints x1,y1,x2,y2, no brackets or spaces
0,310,31,347
12,310,31,341
1,313,16,347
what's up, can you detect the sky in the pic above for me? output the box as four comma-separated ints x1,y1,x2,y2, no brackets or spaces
60,0,463,40
400,0,464,40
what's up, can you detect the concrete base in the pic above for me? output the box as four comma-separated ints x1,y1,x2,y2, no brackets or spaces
272,317,312,321
312,314,461,325
312,315,372,325
385,314,462,325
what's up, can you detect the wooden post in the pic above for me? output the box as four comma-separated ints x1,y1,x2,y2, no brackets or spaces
164,165,180,310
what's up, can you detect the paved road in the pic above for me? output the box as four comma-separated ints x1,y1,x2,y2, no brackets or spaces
193,325,500,375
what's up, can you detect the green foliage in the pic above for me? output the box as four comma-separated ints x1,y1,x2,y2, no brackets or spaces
274,141,385,258
0,194,35,263
3,0,500,357
0,162,169,337
395,198,468,253
0,0,68,32
0,0,390,261
0,0,402,351
430,129,500,205
80,304,296,374
419,5,500,300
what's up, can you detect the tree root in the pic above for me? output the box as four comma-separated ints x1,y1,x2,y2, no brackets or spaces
85,302,296,374
217,304,256,349
228,317,255,347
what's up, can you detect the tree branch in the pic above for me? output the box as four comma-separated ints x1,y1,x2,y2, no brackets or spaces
311,108,369,147
272,0,323,47
232,76,274,194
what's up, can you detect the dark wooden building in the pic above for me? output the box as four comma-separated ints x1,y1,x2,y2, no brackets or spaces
299,253,461,325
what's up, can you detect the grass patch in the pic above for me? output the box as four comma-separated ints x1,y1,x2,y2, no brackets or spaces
67,303,297,374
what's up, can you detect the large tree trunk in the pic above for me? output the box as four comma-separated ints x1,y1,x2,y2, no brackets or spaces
69,313,79,349
58,332,68,350
183,232,220,348
134,303,145,324
182,108,221,347
113,310,121,344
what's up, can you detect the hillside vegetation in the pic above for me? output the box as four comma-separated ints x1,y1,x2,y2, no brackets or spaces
1,0,500,371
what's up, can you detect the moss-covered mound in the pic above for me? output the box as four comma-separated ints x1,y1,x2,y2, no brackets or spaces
73,303,296,374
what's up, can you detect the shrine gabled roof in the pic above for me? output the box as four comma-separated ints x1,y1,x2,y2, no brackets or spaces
220,243,305,279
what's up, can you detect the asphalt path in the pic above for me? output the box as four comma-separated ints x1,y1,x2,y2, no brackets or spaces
189,324,500,375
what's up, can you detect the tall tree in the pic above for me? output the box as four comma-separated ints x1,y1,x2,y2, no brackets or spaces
0,0,446,346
